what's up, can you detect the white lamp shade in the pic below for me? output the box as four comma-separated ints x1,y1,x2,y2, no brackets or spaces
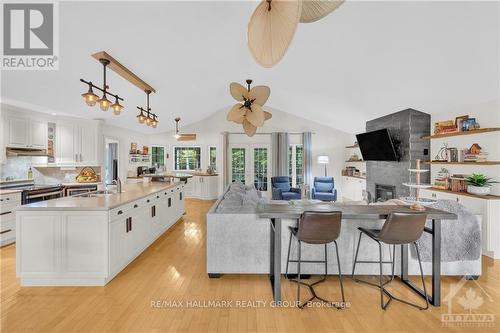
317,155,329,164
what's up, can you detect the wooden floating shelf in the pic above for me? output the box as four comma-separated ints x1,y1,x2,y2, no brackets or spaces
424,161,500,165
345,144,359,148
343,175,366,180
427,187,500,200
92,51,156,93
421,128,500,139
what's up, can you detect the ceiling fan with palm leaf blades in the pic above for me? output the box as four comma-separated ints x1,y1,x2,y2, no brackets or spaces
227,79,272,137
248,0,344,68
174,117,196,141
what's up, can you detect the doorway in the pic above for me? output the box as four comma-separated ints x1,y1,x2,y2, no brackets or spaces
229,144,271,196
104,138,119,184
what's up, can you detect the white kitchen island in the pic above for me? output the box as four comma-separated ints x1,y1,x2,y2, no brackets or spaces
15,182,185,286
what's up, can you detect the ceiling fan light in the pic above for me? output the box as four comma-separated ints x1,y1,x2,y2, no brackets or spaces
97,94,112,112
81,85,99,107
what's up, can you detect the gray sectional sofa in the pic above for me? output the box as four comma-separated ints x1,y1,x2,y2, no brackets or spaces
206,183,481,277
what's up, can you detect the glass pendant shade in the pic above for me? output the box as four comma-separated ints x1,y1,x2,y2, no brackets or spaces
111,97,123,115
81,86,99,107
136,113,146,124
97,94,111,111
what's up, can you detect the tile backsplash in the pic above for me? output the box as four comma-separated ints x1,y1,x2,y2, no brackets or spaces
1,157,100,184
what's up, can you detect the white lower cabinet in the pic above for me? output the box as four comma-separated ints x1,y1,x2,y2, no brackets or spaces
0,192,21,246
17,185,185,286
185,176,218,200
341,176,366,201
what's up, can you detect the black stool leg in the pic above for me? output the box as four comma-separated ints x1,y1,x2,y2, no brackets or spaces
285,230,293,278
414,242,429,310
334,240,346,306
351,231,363,278
297,240,301,306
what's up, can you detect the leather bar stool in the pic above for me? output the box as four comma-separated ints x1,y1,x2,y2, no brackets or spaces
285,211,345,309
351,212,429,310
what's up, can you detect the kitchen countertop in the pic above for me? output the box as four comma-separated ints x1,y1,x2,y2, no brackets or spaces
16,182,182,211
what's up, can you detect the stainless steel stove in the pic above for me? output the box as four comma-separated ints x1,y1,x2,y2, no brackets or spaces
0,181,64,204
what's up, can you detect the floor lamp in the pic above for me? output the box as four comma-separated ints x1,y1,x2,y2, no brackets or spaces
317,155,329,176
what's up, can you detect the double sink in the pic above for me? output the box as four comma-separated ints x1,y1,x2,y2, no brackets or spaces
77,190,124,198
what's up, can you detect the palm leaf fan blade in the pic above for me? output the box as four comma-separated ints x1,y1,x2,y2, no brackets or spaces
300,0,344,23
249,85,271,106
246,104,265,127
243,119,257,137
248,0,302,68
229,83,248,102
227,104,246,124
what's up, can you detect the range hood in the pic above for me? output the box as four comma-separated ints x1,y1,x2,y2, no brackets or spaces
6,147,50,157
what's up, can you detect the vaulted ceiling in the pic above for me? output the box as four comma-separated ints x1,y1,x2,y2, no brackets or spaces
2,1,498,134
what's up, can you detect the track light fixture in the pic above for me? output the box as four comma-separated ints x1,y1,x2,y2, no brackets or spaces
136,90,159,127
80,58,124,114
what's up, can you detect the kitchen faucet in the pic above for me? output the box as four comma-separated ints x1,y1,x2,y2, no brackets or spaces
107,177,122,193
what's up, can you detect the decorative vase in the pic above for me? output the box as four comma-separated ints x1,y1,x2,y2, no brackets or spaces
467,185,490,195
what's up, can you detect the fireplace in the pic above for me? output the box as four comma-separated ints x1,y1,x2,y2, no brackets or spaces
375,184,396,202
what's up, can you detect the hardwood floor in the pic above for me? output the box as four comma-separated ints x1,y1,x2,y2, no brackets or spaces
1,199,499,332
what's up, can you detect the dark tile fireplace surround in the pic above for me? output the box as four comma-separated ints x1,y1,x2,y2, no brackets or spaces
366,109,431,202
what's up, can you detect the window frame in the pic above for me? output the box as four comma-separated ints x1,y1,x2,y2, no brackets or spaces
173,145,202,171
151,145,166,168
208,146,217,171
289,144,304,188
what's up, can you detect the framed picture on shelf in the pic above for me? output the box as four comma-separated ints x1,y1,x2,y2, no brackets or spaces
454,115,468,131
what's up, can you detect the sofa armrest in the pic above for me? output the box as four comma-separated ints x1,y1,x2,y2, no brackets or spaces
272,188,283,200
332,189,337,201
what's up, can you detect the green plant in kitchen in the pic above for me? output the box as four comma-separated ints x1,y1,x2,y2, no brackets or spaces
466,173,498,195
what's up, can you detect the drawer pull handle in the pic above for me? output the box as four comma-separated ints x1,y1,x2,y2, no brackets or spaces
117,210,123,215
134,204,138,208
0,211,12,216
0,229,12,235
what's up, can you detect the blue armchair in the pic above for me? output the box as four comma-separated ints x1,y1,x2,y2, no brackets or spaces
312,177,337,201
271,176,301,200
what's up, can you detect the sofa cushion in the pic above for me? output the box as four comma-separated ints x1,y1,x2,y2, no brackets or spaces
282,191,301,200
274,181,290,192
314,192,336,201
315,181,333,193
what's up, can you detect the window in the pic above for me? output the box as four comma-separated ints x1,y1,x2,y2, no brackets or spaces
253,148,268,191
289,144,303,187
231,148,246,184
209,146,217,170
174,146,201,170
151,146,165,167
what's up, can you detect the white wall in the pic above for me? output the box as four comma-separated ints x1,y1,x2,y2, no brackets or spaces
149,107,353,196
428,99,500,195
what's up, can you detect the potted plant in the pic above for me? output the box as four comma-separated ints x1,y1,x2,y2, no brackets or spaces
466,173,498,195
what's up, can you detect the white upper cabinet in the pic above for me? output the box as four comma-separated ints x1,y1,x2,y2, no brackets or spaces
30,119,48,149
55,121,101,166
7,116,29,147
4,114,48,149
77,123,99,165
56,121,77,164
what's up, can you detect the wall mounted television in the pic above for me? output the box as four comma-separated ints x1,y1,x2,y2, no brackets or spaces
355,128,399,161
